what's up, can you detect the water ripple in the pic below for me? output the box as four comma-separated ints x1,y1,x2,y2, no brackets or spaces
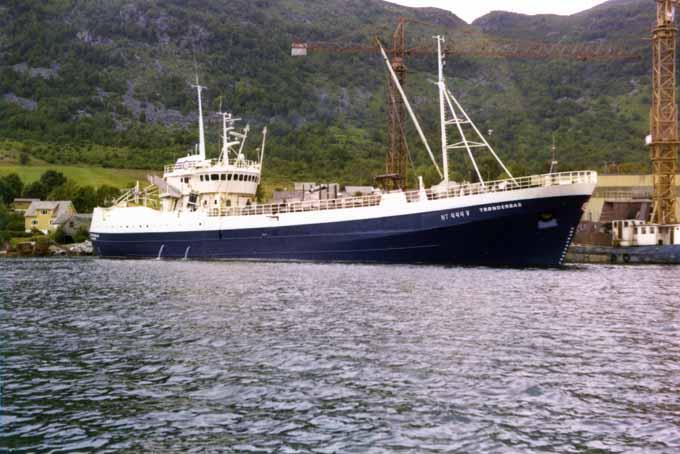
2,258,680,452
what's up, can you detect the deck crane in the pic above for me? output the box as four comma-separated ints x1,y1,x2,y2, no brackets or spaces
292,18,638,190
650,0,679,224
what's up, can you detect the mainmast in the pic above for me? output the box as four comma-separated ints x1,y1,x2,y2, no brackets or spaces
437,36,449,185
433,35,515,186
191,75,207,161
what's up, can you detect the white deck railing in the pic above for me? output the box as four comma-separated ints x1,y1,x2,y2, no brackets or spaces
206,171,597,218
164,159,260,174
406,170,597,203
209,194,383,217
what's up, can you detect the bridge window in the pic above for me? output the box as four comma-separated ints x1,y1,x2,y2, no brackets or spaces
227,174,233,181
211,174,219,181
220,174,226,181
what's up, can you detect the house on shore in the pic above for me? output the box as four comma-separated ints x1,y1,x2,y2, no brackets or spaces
12,198,40,214
24,200,76,234
63,213,93,237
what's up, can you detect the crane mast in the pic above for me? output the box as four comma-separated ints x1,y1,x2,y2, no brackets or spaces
650,0,680,224
384,19,409,190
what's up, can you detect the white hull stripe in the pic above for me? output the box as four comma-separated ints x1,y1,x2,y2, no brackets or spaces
91,183,595,234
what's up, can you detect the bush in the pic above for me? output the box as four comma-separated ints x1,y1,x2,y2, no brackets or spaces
19,152,30,165
51,226,68,244
6,213,24,231
73,226,89,243
7,230,31,238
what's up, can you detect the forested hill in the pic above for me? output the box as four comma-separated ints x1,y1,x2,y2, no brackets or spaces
0,0,656,185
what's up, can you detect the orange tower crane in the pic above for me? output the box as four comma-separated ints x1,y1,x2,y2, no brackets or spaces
292,19,639,189
650,0,679,225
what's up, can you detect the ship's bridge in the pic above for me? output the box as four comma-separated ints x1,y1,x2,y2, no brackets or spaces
165,159,261,189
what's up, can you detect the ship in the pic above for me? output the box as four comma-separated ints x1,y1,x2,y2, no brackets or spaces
90,37,597,266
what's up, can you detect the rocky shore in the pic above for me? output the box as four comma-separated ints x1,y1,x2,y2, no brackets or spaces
1,240,94,257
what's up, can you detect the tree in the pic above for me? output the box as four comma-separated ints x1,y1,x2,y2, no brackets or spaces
23,180,47,199
47,179,78,202
0,173,24,204
73,185,97,213
96,185,121,207
39,170,67,193
0,202,9,230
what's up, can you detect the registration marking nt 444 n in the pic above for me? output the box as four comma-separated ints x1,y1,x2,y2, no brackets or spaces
441,210,471,222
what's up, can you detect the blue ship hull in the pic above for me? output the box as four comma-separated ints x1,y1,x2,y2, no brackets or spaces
91,194,589,267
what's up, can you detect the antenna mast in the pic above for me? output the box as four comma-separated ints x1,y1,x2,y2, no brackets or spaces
549,134,558,174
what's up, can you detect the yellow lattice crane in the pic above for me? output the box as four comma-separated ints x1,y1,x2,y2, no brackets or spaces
650,0,680,224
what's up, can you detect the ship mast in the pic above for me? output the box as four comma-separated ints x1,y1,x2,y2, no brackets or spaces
191,75,207,161
437,36,449,185
217,111,241,164
433,35,515,186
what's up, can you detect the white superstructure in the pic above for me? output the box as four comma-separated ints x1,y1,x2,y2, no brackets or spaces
124,79,268,215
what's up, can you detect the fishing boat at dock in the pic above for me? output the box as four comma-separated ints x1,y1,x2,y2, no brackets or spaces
89,37,596,266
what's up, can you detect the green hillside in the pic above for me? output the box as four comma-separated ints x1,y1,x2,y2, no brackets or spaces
0,0,656,187
0,164,151,188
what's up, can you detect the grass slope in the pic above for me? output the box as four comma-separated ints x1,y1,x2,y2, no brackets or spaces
0,164,153,188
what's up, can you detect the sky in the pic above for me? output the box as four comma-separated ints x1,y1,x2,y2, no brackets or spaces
391,0,610,24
